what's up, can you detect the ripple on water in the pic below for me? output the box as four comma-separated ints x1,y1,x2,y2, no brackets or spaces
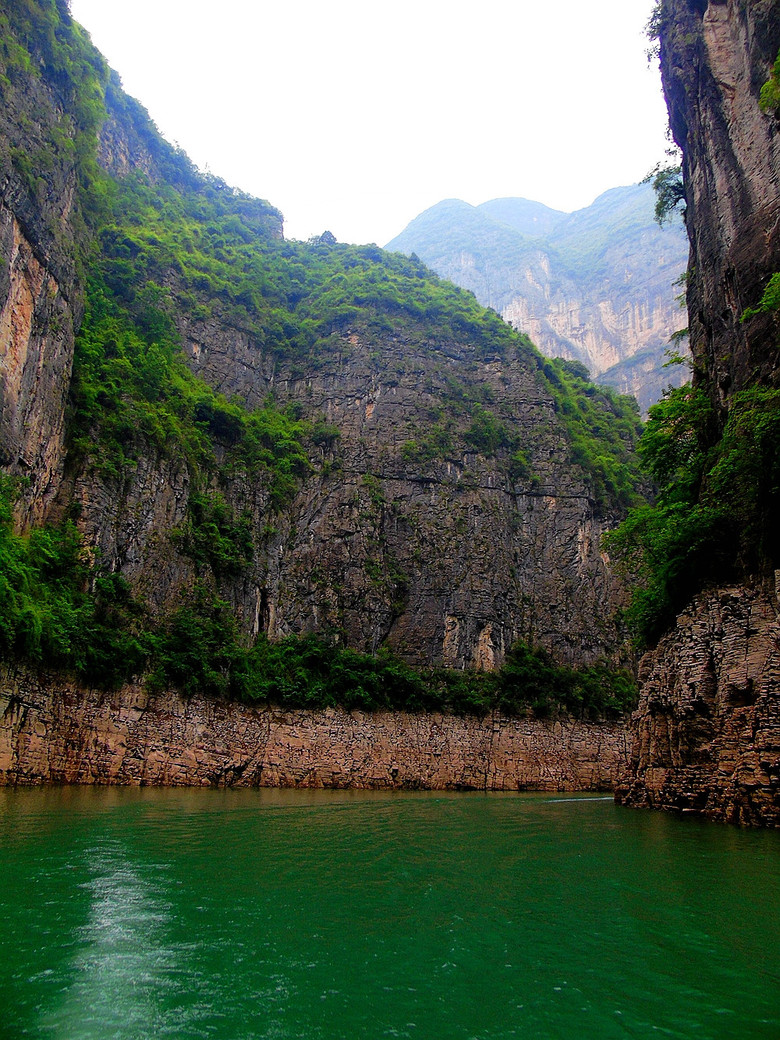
0,788,777,1040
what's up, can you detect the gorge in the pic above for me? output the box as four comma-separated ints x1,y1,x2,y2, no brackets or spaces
0,0,779,827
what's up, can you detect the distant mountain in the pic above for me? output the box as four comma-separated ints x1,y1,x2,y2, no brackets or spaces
386,184,689,412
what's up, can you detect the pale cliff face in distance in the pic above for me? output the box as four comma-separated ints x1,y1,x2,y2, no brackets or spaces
68,0,669,246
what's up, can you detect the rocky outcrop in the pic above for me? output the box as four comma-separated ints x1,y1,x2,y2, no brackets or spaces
616,0,780,826
660,0,780,409
59,324,627,669
616,579,780,825
0,207,75,522
0,39,84,523
0,667,628,791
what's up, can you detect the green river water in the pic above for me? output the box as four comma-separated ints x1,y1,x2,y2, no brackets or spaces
0,788,777,1040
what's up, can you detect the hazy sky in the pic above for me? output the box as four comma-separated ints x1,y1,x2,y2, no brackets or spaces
69,0,669,245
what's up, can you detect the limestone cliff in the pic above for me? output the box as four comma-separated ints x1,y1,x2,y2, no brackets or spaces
0,22,84,524
619,0,780,825
0,0,639,686
386,186,690,413
660,0,780,409
60,314,624,670
0,666,628,791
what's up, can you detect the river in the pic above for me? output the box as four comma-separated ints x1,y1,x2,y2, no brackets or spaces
0,788,777,1039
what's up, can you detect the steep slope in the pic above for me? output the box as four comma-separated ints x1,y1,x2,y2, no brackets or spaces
0,2,98,523
616,0,780,825
0,0,643,712
661,0,780,408
386,185,689,413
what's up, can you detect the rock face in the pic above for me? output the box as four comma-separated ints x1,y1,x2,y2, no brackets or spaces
618,0,780,825
386,186,690,414
0,207,75,522
616,580,780,825
59,322,624,669
660,0,780,409
0,667,628,791
0,5,634,674
0,48,83,524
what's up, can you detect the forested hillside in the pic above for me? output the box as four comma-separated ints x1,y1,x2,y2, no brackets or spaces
0,0,643,717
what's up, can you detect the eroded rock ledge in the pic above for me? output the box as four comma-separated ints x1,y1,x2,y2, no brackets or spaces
616,579,780,826
0,667,627,792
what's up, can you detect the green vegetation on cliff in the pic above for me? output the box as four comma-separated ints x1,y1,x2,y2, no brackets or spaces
0,477,635,717
606,383,780,646
0,477,145,687
0,0,645,710
72,129,642,515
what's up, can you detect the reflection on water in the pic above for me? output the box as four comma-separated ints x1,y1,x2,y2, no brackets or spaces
0,788,778,1040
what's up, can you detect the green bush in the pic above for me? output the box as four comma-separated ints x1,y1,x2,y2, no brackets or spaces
605,384,780,647
538,358,644,513
0,476,147,687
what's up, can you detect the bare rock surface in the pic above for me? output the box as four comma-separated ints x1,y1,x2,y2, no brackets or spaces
616,579,780,825
660,0,780,407
0,668,628,792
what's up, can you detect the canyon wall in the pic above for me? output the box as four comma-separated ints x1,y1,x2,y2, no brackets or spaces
0,5,634,675
0,44,83,524
63,323,624,670
619,0,780,825
660,0,780,408
0,667,627,792
616,578,780,825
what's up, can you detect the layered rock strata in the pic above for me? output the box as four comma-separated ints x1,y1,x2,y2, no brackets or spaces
617,579,780,826
0,668,628,792
0,5,631,672
0,51,83,524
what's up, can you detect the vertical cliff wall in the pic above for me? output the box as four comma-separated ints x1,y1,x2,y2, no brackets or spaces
620,0,780,825
0,27,84,524
0,667,628,791
0,2,639,689
616,578,780,825
660,0,780,408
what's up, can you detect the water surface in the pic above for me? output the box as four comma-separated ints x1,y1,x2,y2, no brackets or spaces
0,788,777,1040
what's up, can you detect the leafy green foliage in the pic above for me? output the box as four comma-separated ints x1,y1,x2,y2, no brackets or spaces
88,169,521,366
759,48,780,113
645,164,686,226
0,476,634,715
538,358,644,512
70,269,310,503
146,584,245,699
0,0,113,266
742,272,780,321
152,625,636,720
495,643,637,720
174,491,254,577
0,476,146,686
605,385,780,646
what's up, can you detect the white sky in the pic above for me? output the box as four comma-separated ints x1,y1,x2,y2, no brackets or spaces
69,0,670,245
